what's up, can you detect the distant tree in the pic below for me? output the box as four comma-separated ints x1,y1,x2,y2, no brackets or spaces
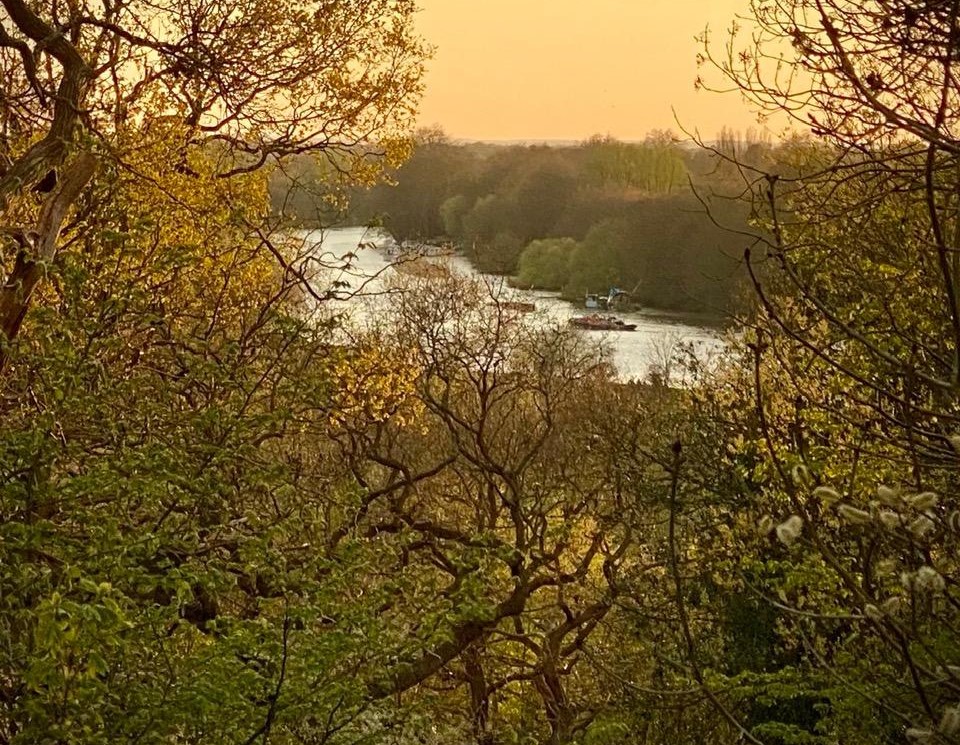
510,160,580,239
462,194,518,253
349,134,476,240
563,220,624,297
440,194,471,237
516,237,578,289
584,136,687,193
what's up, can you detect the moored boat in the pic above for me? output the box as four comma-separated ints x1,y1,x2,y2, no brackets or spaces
498,301,536,313
568,313,637,331
390,258,450,279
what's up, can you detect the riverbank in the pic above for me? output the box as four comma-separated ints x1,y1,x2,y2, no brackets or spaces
364,231,731,325
299,227,726,382
400,237,733,327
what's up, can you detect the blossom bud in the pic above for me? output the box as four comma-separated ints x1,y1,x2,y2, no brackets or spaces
881,596,902,614
791,464,812,487
838,504,872,524
915,566,946,593
909,514,936,538
813,486,841,505
863,604,883,621
878,511,902,530
776,515,803,546
757,516,774,536
940,707,960,737
948,511,960,533
877,485,903,508
908,492,938,511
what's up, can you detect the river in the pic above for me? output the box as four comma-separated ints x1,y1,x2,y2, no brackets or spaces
298,226,725,382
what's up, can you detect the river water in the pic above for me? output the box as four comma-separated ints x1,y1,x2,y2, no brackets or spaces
298,226,725,382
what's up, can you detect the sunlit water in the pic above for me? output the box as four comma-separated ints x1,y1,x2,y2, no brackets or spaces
297,226,726,382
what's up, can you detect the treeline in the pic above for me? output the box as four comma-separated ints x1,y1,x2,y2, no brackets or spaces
275,130,773,314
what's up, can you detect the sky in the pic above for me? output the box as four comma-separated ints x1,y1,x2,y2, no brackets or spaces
413,0,768,142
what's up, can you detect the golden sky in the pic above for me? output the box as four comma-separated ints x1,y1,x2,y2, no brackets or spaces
414,0,767,142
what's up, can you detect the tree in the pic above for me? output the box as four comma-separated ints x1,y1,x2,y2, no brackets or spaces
356,131,477,240
0,0,425,354
0,1,427,741
563,220,623,298
516,237,578,290
675,1,960,741
0,136,382,742
331,271,642,745
509,158,579,239
583,136,687,194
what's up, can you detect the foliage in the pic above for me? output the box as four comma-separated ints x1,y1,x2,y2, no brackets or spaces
515,238,578,289
278,134,756,315
0,0,429,742
12,0,960,742
653,1,960,743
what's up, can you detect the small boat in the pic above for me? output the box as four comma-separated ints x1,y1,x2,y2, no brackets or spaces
390,258,450,279
569,313,637,331
498,301,536,313
585,287,628,310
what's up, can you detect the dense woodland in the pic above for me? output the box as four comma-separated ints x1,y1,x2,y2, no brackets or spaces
3,1,960,745
273,131,764,315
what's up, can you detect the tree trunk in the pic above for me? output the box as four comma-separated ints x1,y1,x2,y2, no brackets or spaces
0,152,96,364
